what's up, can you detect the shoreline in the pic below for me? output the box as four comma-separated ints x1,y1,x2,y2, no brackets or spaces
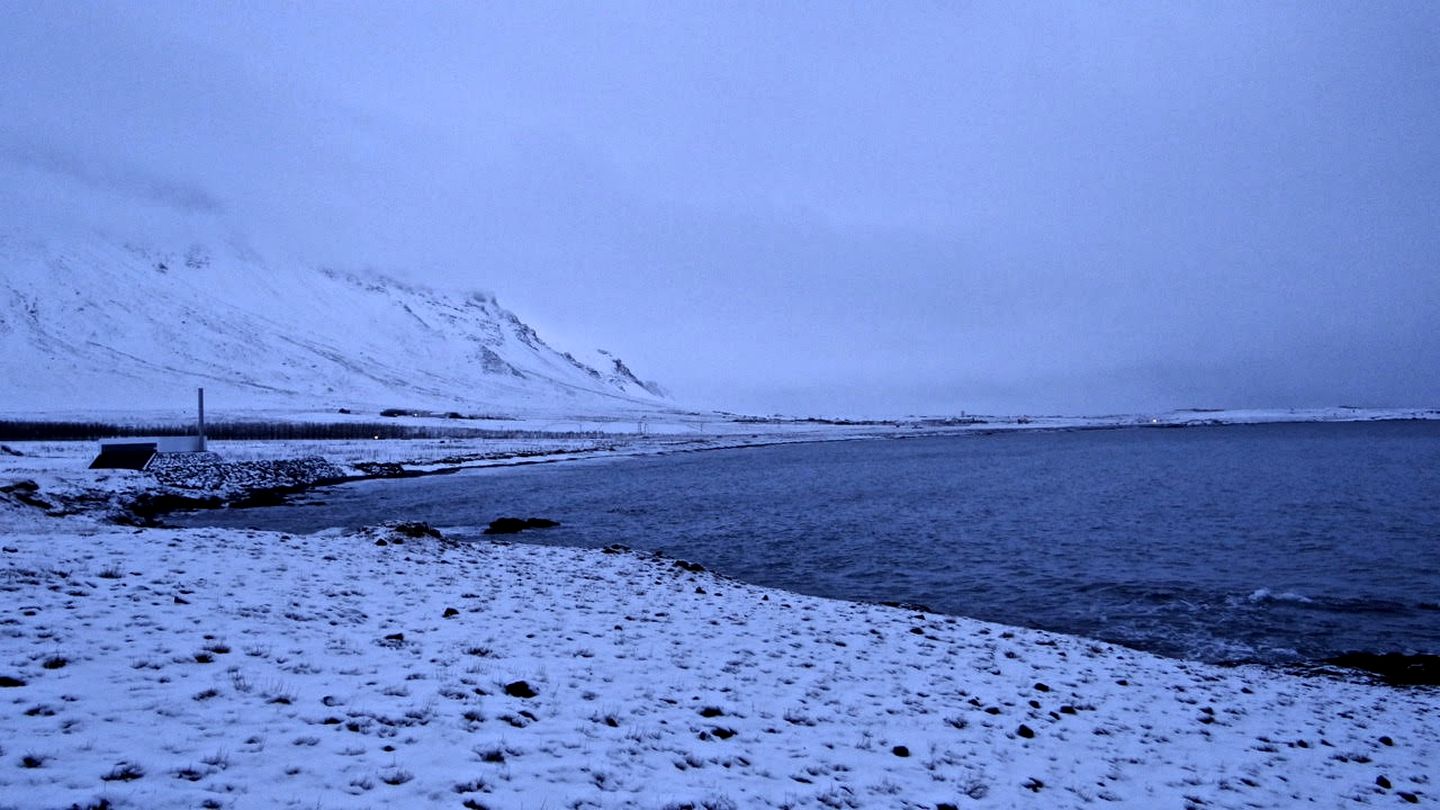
129,411,1440,519
1,420,1438,807
7,419,1438,684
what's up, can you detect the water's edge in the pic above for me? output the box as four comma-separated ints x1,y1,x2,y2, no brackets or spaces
165,420,1440,686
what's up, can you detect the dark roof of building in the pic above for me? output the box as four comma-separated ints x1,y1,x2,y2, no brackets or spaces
90,442,158,471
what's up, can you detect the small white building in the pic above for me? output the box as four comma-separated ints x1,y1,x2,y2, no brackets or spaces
90,389,209,470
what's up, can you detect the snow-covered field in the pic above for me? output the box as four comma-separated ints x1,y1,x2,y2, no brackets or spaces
2,518,1435,809
1,415,1437,809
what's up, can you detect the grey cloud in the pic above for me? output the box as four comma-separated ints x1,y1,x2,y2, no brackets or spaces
2,2,1437,415
2,140,225,215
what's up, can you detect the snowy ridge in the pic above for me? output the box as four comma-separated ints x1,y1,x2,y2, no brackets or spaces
0,232,667,416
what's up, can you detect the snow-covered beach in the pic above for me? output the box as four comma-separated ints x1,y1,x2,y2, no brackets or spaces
1,428,1436,809
4,521,1437,809
7,0,1439,803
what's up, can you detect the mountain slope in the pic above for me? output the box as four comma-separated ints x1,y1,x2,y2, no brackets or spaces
0,232,668,416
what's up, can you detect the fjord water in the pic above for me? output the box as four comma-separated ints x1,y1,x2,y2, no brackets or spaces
177,421,1440,664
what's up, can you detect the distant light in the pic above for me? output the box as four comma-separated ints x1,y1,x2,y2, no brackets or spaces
1151,419,1158,424
373,434,380,440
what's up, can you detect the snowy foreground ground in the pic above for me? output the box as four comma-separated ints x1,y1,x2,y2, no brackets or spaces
1,420,1437,809
2,523,1435,810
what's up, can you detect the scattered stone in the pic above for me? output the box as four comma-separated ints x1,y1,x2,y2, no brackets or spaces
504,680,537,699
375,539,388,546
1399,792,1419,804
173,595,190,605
393,521,444,540
699,706,725,718
0,676,25,688
443,607,460,618
1017,724,1035,739
0,480,51,510
1377,775,1392,789
1023,778,1045,792
674,560,705,573
1379,736,1395,746
1034,682,1051,692
0,445,22,456
384,633,405,642
147,455,346,500
892,745,911,757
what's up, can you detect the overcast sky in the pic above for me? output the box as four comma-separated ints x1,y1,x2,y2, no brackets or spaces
3,2,1437,416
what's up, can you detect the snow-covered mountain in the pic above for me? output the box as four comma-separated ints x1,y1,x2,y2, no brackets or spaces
0,232,669,417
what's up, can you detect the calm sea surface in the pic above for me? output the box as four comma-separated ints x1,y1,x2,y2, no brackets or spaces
174,421,1440,664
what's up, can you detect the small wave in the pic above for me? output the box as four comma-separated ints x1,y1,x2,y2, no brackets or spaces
1245,587,1314,605
1232,588,1414,615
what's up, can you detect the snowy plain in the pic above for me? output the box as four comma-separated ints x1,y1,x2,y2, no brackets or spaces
2,517,1436,810
1,416,1437,809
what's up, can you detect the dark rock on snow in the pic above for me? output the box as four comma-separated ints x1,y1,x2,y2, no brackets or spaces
504,680,537,698
0,479,51,509
392,521,444,540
